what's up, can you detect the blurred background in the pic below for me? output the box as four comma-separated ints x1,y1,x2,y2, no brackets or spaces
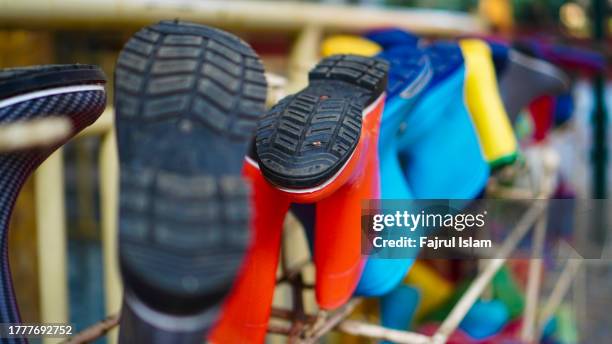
0,0,610,343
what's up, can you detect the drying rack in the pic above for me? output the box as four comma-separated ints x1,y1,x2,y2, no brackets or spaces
53,147,582,344
0,1,586,343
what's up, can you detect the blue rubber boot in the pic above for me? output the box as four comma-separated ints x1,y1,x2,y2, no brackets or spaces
554,91,574,127
459,300,510,340
379,285,420,344
364,28,420,50
353,45,432,297
486,40,511,76
396,42,490,200
380,42,490,334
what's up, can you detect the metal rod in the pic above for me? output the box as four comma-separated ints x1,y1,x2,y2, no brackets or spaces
537,259,583,339
61,314,120,344
99,131,121,344
287,25,323,93
339,320,431,344
521,205,548,342
77,108,113,138
268,324,292,335
271,308,317,323
34,148,69,342
301,299,361,344
0,117,71,152
277,260,311,284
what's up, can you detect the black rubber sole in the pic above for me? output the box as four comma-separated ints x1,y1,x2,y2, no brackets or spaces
0,64,106,99
255,55,388,189
114,20,266,316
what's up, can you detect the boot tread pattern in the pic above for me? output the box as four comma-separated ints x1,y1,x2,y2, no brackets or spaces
115,21,266,139
115,21,265,315
255,54,388,188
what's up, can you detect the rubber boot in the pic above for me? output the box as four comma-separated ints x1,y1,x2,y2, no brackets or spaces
459,39,519,168
499,48,569,122
210,54,389,343
114,21,267,343
0,64,106,341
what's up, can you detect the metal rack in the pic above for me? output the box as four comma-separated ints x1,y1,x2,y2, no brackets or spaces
60,161,582,343
0,1,586,343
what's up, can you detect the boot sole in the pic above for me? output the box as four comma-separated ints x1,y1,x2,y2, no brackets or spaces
255,54,388,189
114,20,266,316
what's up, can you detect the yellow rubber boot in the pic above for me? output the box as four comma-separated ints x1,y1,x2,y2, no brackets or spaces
320,35,381,58
459,39,518,167
404,261,454,321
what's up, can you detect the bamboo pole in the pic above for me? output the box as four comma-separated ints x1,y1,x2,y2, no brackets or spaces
99,130,121,344
0,118,71,153
287,25,323,93
77,108,113,138
0,1,486,35
34,149,68,344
